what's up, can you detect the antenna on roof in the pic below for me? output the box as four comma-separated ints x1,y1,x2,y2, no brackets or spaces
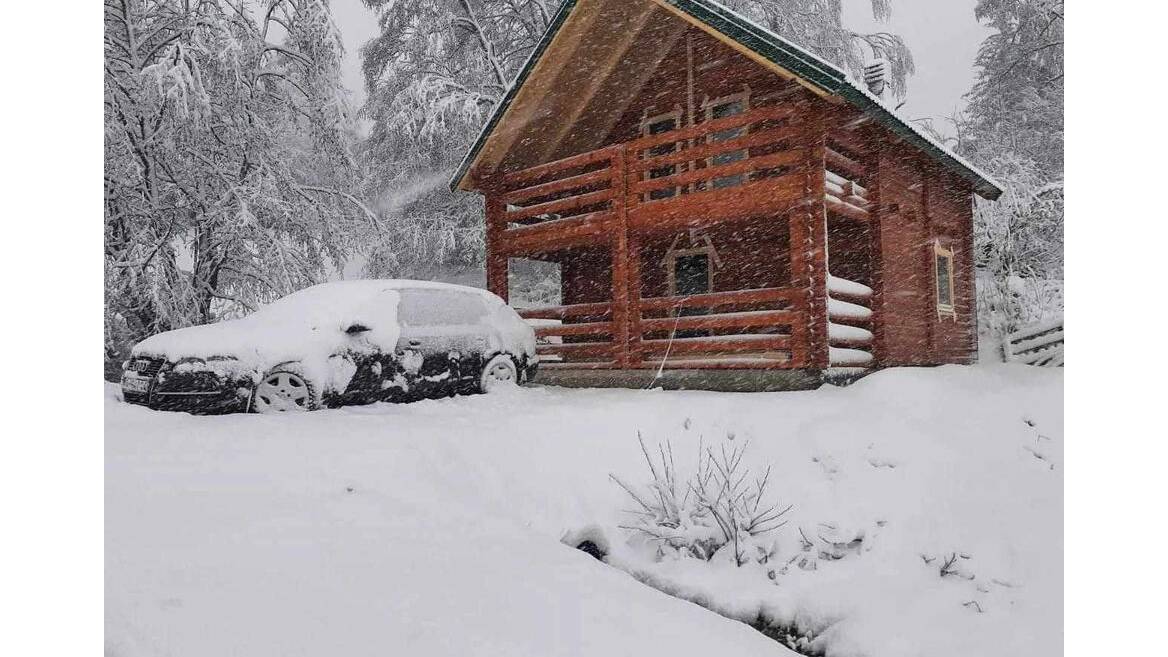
863,59,888,100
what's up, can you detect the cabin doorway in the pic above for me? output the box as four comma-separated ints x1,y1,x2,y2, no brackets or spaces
674,253,710,296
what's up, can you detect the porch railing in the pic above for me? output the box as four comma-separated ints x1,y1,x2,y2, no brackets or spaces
491,104,813,253
518,301,616,366
520,287,809,370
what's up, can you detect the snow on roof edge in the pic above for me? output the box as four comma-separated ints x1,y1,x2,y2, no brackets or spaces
684,0,1003,198
842,80,1005,197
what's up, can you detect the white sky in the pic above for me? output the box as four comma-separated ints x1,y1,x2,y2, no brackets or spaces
330,0,992,137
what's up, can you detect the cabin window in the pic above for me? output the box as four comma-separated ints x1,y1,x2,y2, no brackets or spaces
934,243,956,316
665,244,717,339
705,94,749,189
642,112,682,200
663,236,720,297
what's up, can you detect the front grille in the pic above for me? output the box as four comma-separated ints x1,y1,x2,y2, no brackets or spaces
129,357,165,379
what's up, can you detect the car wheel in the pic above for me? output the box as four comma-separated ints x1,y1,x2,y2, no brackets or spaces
479,354,519,393
252,369,317,413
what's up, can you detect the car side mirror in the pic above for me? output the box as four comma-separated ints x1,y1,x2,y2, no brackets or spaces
345,323,371,335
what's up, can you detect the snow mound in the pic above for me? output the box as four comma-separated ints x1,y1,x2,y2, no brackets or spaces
106,364,1060,657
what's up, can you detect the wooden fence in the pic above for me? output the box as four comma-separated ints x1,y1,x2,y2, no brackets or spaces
1003,316,1064,367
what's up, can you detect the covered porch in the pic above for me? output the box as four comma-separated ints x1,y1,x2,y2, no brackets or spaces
482,103,879,382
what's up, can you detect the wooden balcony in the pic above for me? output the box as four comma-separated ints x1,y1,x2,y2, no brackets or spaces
490,104,820,254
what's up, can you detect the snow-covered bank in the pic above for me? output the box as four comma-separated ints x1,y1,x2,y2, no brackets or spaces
106,365,1061,657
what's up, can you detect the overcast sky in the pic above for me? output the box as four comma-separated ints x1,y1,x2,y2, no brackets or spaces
330,0,991,137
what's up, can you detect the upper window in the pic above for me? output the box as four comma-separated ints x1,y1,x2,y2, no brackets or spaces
934,243,955,315
642,113,681,200
398,289,488,327
705,96,748,189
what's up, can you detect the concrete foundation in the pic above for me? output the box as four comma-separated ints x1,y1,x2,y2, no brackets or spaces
531,367,828,392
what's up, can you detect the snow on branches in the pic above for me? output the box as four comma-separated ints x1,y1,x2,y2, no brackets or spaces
612,433,791,567
955,0,1064,337
104,0,368,372
717,0,916,100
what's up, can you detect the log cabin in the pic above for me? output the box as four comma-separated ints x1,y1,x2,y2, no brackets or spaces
451,0,1003,391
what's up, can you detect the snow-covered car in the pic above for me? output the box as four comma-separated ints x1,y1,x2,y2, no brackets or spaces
121,280,538,414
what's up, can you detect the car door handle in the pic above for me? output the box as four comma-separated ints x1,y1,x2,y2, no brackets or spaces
407,339,422,347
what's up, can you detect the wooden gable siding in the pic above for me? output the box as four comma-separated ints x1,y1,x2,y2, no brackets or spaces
600,28,809,152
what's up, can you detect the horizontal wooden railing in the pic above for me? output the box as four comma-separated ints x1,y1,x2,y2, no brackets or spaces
494,105,884,244
635,287,808,369
626,105,804,212
492,104,816,249
518,288,812,370
518,302,616,366
1003,316,1063,366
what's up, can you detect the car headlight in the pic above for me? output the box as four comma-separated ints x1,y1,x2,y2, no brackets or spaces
121,360,130,371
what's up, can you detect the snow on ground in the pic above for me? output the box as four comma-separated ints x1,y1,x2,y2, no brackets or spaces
106,364,1061,657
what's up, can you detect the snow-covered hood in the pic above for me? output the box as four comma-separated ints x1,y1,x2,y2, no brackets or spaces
131,283,406,384
131,316,326,364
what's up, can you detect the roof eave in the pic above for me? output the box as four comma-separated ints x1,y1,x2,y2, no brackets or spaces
838,86,1004,200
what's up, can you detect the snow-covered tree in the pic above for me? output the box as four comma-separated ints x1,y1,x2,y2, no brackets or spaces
104,0,370,374
355,0,556,282
954,0,1063,336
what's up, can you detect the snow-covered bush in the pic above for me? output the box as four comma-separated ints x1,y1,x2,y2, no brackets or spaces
611,433,791,567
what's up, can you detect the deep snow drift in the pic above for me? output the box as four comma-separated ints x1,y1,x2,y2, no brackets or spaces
106,365,1061,657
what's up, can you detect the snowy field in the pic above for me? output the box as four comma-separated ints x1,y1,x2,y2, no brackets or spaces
106,365,1062,657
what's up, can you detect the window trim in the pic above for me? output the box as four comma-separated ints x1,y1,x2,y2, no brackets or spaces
640,107,685,201
701,89,751,189
933,241,956,318
662,234,721,296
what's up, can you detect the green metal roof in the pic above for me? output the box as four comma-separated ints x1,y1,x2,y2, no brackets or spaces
450,0,1002,200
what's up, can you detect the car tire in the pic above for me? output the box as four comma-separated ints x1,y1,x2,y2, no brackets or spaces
251,365,319,413
479,354,519,393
